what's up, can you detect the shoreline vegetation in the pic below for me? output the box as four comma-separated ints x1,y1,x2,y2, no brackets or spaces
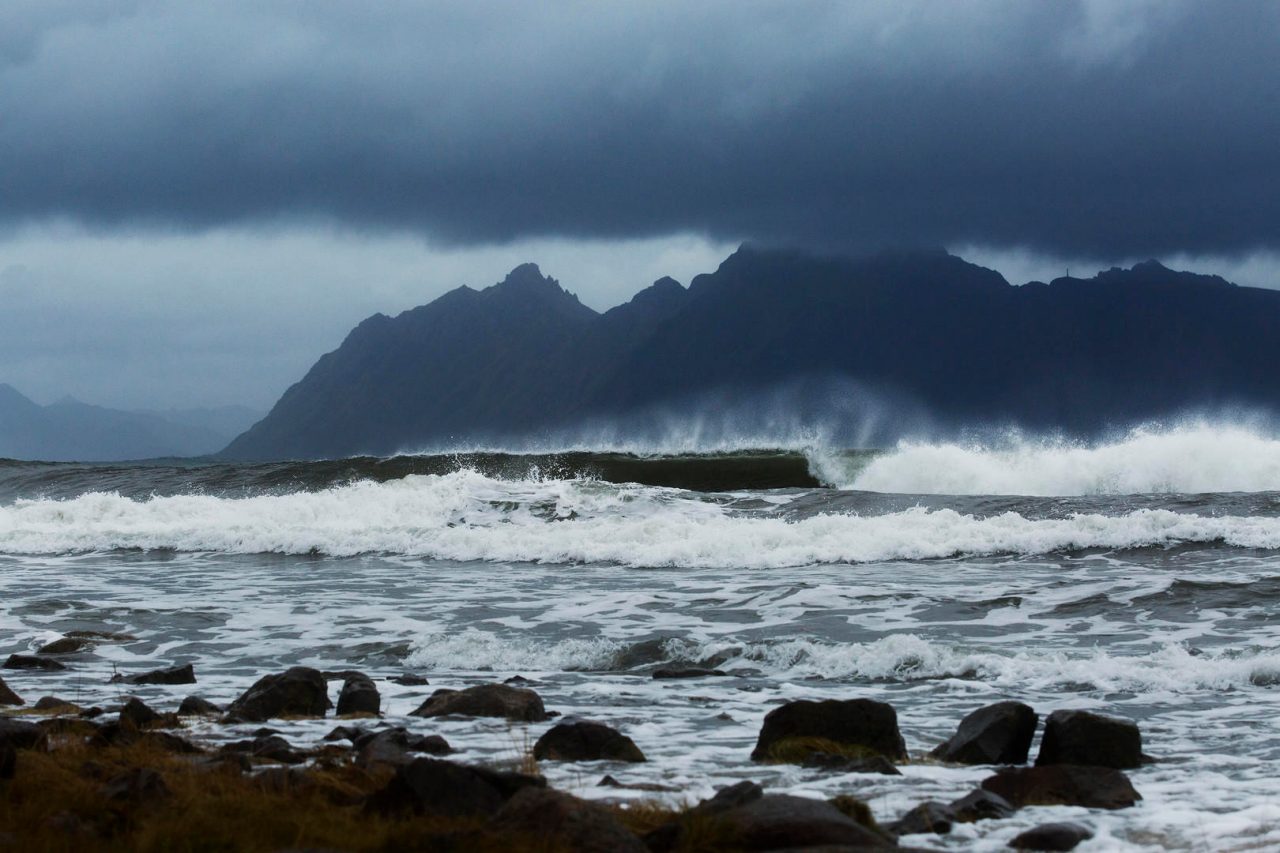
1,660,1135,852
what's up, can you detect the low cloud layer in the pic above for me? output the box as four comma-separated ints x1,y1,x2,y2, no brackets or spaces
2,1,1278,258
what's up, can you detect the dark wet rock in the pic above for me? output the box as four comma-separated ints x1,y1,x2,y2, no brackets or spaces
409,683,547,722
1036,710,1142,769
948,788,1016,822
324,724,367,742
34,696,82,713
801,751,901,775
751,698,907,763
111,663,196,686
79,706,105,720
611,637,673,670
0,677,22,706
222,734,306,765
119,697,161,729
888,801,954,836
389,673,430,686
252,727,281,738
982,765,1142,810
3,654,66,671
336,673,380,716
354,727,451,767
828,794,894,843
365,757,545,818
931,701,1038,765
36,636,93,655
491,787,647,853
703,794,895,850
504,675,532,684
1009,822,1095,851
652,667,728,679
177,695,221,716
534,720,645,763
100,767,170,804
225,666,332,722
597,774,679,792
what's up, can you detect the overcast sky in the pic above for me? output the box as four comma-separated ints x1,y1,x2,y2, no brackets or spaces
2,1,1278,410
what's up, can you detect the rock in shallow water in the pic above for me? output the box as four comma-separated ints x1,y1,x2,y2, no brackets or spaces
931,700,1039,765
111,663,196,686
751,697,907,762
533,720,645,763
0,677,22,706
1036,709,1143,769
887,801,955,836
336,673,380,716
1009,822,1095,851
177,696,220,716
982,764,1141,809
225,666,332,722
409,683,547,722
3,654,65,671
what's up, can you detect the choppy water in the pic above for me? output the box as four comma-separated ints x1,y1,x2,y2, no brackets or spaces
3,423,1280,850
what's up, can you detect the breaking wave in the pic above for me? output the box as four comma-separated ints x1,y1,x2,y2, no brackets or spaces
2,469,1279,564
838,424,1280,496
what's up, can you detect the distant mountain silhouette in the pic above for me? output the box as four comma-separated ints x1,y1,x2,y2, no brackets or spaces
222,247,1280,459
0,386,259,461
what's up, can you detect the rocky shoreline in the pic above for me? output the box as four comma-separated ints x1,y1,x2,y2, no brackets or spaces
2,653,1146,851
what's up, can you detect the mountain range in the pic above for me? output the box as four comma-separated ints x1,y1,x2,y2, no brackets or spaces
222,247,1280,460
0,386,260,462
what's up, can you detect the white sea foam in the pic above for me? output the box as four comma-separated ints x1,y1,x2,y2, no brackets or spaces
1,469,1279,563
402,629,1280,693
840,424,1280,495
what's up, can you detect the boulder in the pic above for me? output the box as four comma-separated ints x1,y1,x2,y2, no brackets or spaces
0,677,22,706
409,683,547,722
36,636,93,655
336,673,380,716
888,801,954,836
33,697,81,714
709,795,895,850
225,667,332,722
119,697,161,729
982,765,1141,810
354,727,452,767
177,696,221,716
931,701,1038,765
3,654,66,671
948,789,1016,822
221,734,306,765
389,673,430,686
365,757,545,818
1009,822,1095,851
751,698,906,762
111,663,196,686
490,787,647,853
533,720,645,763
1036,710,1142,769
646,784,895,852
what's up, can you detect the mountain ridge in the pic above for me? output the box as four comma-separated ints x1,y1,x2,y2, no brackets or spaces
220,246,1280,460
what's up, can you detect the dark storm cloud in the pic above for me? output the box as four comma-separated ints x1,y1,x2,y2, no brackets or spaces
1,0,1278,258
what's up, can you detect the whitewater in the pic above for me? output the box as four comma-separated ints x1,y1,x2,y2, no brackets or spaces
3,422,1280,850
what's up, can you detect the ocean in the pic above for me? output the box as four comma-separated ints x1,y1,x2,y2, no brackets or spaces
3,423,1280,850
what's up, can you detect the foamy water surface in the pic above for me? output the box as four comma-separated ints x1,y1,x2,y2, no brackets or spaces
3,425,1280,851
